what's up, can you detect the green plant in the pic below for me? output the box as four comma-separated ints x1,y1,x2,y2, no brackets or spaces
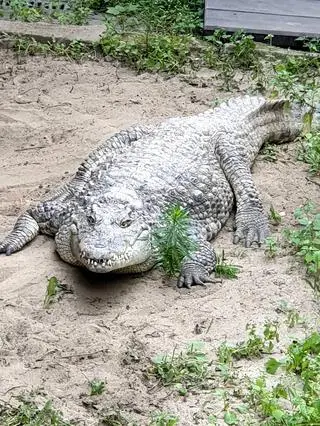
99,31,193,73
264,237,279,258
269,206,282,226
152,205,197,277
217,322,279,364
150,341,212,394
105,0,203,35
55,0,92,25
101,409,135,426
89,379,105,396
297,131,320,175
44,276,72,308
215,251,240,279
204,30,262,90
12,37,94,61
9,0,44,22
285,202,320,285
149,411,179,426
270,55,320,131
296,36,320,53
261,144,278,162
0,394,71,425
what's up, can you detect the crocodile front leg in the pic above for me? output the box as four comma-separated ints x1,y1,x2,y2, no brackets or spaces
178,239,217,288
0,212,39,255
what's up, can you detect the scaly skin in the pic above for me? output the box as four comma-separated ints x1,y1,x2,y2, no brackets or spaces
0,96,304,287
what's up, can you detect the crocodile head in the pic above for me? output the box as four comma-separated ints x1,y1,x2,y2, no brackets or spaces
56,188,153,273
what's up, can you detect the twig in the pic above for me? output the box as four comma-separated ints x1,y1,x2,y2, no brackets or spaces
14,146,46,152
306,176,320,187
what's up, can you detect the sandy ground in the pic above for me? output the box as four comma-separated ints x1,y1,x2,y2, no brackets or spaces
0,50,319,425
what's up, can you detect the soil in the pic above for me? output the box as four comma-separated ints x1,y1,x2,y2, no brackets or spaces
0,50,319,425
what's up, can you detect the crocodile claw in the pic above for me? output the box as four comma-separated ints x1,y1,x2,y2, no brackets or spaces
177,263,217,289
233,207,269,247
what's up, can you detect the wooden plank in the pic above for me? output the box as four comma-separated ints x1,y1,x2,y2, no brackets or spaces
206,0,320,19
205,9,320,37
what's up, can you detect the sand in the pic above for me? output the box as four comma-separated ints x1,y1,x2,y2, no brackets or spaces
0,51,319,425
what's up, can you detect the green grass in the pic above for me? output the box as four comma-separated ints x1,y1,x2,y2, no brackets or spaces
150,341,212,395
215,251,240,279
0,395,71,426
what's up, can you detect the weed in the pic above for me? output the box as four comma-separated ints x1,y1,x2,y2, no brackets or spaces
149,411,179,426
276,301,304,328
44,276,72,308
264,237,279,259
269,206,282,226
217,322,279,364
12,37,94,61
89,379,105,396
9,0,44,22
270,55,320,130
297,131,320,175
284,202,320,285
0,394,71,425
54,0,92,25
105,0,203,35
101,409,135,426
261,144,278,162
204,30,262,90
152,205,197,277
249,332,320,424
296,36,320,53
99,31,193,73
150,341,212,394
215,250,240,279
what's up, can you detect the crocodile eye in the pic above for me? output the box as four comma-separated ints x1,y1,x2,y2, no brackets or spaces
120,219,132,228
87,215,96,225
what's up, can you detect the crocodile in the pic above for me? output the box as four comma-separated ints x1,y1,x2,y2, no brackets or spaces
0,96,304,288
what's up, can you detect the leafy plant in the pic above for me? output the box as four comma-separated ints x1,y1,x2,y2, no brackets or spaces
204,30,262,90
270,55,320,130
101,409,135,426
152,205,197,277
44,276,72,308
217,322,279,364
0,395,71,425
285,202,320,285
269,206,282,226
297,131,320,175
264,237,279,258
89,379,105,396
150,341,212,394
261,144,278,162
9,0,43,22
149,411,179,426
215,251,240,279
12,37,93,61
